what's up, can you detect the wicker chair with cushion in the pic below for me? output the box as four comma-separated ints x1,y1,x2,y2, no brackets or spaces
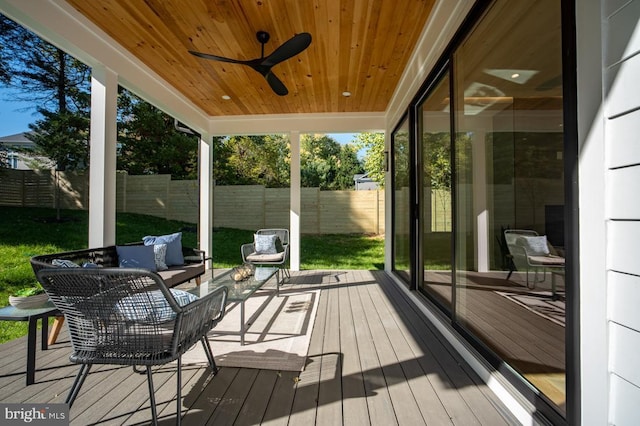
241,228,290,284
34,267,227,426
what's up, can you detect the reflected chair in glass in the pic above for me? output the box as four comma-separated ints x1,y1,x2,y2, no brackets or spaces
504,229,565,292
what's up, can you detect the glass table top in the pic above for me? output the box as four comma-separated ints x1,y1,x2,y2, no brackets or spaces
191,267,279,302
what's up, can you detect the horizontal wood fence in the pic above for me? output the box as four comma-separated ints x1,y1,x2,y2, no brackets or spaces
0,169,386,235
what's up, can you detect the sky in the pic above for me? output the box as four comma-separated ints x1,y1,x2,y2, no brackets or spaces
0,90,40,136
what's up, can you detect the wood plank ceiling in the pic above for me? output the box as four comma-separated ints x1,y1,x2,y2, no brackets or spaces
64,0,436,117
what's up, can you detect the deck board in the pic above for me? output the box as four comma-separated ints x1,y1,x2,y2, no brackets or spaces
360,272,425,425
0,270,519,425
182,367,238,426
316,279,343,426
337,276,370,426
378,273,508,426
348,275,399,425
366,273,454,425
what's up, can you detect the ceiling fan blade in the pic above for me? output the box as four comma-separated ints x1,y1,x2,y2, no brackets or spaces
265,72,288,96
262,33,312,67
188,50,250,65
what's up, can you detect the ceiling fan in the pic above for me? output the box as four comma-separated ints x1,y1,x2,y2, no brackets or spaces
189,31,312,96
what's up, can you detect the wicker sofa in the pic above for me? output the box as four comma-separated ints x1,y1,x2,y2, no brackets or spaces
30,243,208,347
30,244,207,288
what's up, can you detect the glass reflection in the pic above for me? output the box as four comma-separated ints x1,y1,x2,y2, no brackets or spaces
418,73,453,309
393,118,411,281
453,0,566,414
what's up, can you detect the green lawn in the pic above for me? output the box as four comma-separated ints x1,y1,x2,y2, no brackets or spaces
0,206,384,343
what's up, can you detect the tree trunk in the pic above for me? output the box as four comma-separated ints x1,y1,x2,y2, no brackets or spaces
56,48,67,113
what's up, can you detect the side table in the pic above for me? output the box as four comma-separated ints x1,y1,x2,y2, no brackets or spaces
0,303,61,385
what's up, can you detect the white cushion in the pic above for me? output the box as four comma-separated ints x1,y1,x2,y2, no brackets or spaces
528,255,565,266
116,289,198,323
246,252,285,262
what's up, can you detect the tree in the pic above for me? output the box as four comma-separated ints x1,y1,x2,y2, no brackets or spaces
27,109,89,172
212,135,290,187
0,148,8,170
1,13,91,219
212,136,236,185
423,133,451,191
256,134,290,187
27,109,90,218
301,134,363,190
1,14,91,115
117,91,198,179
355,132,385,188
334,143,363,189
0,15,24,85
212,134,361,190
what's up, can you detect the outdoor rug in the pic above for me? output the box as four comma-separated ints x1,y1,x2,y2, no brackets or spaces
496,291,565,327
182,287,320,371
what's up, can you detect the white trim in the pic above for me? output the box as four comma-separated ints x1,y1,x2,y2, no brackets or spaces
576,0,609,424
385,0,474,129
209,112,385,135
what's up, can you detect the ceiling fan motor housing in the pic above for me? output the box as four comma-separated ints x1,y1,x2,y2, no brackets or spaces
256,31,270,45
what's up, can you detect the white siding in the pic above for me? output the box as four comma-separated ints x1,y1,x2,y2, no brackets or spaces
607,109,640,168
603,0,640,424
608,271,640,332
610,375,640,426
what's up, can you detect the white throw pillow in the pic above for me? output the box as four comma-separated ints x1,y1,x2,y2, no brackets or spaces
518,235,550,256
153,243,168,271
254,234,278,254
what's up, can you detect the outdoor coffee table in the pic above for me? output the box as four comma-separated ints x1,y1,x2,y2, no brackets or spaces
191,267,279,345
0,302,60,385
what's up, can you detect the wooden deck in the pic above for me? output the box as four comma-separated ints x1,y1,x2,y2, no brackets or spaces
0,270,519,425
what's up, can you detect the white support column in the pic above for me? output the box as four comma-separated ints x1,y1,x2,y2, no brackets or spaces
199,132,213,269
88,66,118,248
290,131,301,271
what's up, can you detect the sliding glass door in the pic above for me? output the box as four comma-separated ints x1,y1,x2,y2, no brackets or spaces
417,72,453,310
390,0,568,418
453,0,566,414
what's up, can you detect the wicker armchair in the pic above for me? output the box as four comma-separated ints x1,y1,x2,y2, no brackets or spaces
241,228,290,284
34,267,227,426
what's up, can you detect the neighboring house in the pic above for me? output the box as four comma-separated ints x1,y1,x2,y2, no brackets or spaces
353,172,379,190
0,132,51,170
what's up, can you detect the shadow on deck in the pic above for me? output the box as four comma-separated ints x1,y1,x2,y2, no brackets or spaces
0,270,519,425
